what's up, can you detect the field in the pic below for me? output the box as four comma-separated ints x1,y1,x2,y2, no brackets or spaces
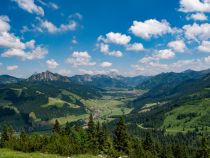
0,149,100,158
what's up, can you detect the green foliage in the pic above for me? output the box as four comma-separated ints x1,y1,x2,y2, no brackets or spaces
0,115,210,158
0,125,14,147
113,117,130,155
142,133,154,152
52,119,60,133
196,137,210,158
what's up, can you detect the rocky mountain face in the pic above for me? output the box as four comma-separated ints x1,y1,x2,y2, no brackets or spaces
28,71,70,82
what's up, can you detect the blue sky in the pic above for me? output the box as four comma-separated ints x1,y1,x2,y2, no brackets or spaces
0,0,210,77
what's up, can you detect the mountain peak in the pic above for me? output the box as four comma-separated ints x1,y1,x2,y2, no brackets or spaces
28,71,70,82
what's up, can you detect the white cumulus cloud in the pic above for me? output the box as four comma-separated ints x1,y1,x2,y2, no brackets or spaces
38,19,77,33
129,19,173,39
198,41,210,52
98,43,123,57
179,0,210,13
102,32,131,45
139,49,175,64
0,16,10,32
7,65,18,71
168,40,187,52
100,62,112,68
183,23,210,41
0,15,48,60
155,49,175,59
2,47,48,60
187,13,208,21
66,51,96,67
13,0,44,16
46,59,59,69
126,43,144,52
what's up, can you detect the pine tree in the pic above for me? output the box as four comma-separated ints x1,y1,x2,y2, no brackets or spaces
114,117,130,154
64,122,71,135
95,121,100,151
87,114,97,151
98,123,113,154
143,132,153,151
52,119,60,133
130,137,144,158
87,114,95,137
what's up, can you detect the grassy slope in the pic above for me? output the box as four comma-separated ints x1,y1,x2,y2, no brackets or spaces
161,98,210,133
0,149,100,158
0,149,64,158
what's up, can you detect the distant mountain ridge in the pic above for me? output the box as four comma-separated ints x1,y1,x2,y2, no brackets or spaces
1,69,210,89
136,69,210,90
0,71,149,88
133,69,210,107
70,74,148,88
0,75,23,84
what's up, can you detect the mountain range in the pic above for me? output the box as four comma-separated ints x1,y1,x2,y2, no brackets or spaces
0,70,150,88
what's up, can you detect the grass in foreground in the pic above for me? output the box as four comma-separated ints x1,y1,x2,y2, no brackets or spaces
0,149,100,158
0,148,64,158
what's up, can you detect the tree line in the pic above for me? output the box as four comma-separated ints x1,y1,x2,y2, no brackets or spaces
0,114,209,158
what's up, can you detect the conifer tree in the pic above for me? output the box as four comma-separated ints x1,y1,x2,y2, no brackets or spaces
95,121,100,151
97,123,113,154
52,119,60,133
114,117,130,154
143,133,154,151
87,114,97,151
87,114,95,136
64,122,71,135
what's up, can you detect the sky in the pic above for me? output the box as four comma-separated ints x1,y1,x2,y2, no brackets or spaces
1,0,210,77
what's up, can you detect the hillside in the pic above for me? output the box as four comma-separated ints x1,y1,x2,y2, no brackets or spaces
128,71,210,133
0,75,23,84
133,69,210,107
136,69,210,90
